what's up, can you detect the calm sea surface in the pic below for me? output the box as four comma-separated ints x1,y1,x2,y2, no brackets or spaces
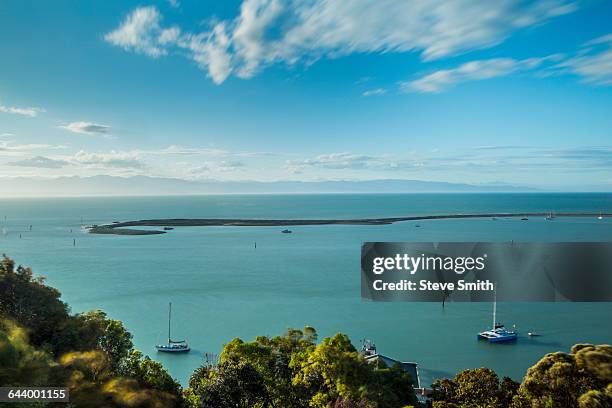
0,193,611,386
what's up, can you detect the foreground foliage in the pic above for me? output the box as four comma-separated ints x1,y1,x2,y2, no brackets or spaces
2,255,611,408
511,343,612,407
185,328,418,408
0,255,182,407
427,344,611,408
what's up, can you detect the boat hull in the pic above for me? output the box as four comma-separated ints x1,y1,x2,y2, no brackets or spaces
488,335,517,343
477,333,518,343
155,347,191,353
476,330,518,343
155,345,190,353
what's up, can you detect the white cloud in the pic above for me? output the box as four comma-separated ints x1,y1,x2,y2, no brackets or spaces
185,160,245,177
60,121,111,135
184,23,234,84
214,160,245,171
286,146,612,178
0,105,45,117
72,150,145,169
288,152,421,171
558,33,612,86
0,140,66,156
159,27,181,46
105,1,576,84
402,32,612,93
8,156,69,169
225,0,575,78
153,145,229,156
293,153,375,169
403,56,558,93
362,88,386,97
104,6,175,58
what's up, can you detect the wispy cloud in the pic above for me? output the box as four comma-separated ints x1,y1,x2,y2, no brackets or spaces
0,140,66,156
287,152,423,172
289,153,375,170
402,31,612,93
2,145,610,188
0,105,45,117
8,156,69,169
362,88,386,97
151,145,228,156
72,150,145,169
288,146,612,177
104,6,177,58
213,160,245,172
557,33,612,85
403,56,559,93
105,1,576,84
60,121,111,135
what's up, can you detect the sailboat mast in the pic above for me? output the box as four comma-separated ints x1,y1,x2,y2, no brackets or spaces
168,302,172,343
492,285,497,330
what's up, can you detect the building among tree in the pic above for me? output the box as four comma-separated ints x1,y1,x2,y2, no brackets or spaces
361,339,429,403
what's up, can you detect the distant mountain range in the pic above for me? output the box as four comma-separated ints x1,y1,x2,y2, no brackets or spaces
0,175,540,197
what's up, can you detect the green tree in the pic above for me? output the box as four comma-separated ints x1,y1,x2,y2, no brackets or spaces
197,359,268,408
331,397,377,407
498,376,520,407
1,255,183,406
0,319,52,386
78,310,134,371
58,350,178,408
0,255,70,355
218,327,318,407
291,333,417,407
453,368,500,407
430,368,519,407
119,350,183,405
512,344,612,407
188,328,417,408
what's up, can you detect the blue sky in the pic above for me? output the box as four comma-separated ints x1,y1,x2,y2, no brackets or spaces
1,0,611,191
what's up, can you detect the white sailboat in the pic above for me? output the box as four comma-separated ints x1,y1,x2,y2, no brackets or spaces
477,285,518,343
156,302,190,352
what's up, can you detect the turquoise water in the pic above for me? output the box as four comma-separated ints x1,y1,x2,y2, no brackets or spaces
0,193,611,386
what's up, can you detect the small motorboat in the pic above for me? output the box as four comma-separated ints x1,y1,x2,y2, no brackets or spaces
163,227,174,231
281,229,292,234
156,303,190,353
528,332,541,337
521,218,528,221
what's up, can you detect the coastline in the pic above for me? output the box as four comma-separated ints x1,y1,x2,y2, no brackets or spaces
87,212,610,235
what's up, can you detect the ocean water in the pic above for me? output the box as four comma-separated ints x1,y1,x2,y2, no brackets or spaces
0,193,610,387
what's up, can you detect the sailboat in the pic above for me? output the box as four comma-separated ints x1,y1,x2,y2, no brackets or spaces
545,211,555,220
155,302,190,352
477,286,518,343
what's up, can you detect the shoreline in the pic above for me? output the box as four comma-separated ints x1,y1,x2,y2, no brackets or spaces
87,212,610,235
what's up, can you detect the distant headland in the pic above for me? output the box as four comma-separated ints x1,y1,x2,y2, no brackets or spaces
87,212,609,235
